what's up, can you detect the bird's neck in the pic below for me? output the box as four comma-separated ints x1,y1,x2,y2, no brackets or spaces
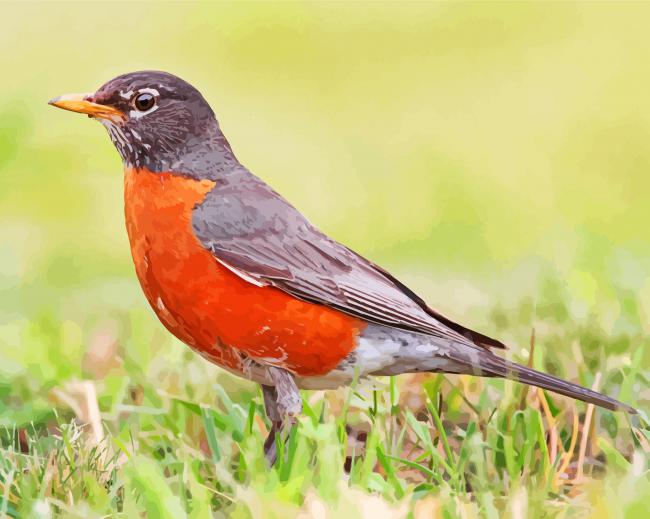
117,119,241,181
166,122,241,181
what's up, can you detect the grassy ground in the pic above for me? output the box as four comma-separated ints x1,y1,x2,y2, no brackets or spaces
0,282,647,518
1,2,650,517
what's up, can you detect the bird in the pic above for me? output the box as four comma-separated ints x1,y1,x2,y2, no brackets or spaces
49,71,636,461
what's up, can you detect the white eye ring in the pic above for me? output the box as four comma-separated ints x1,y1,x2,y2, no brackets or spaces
129,88,160,118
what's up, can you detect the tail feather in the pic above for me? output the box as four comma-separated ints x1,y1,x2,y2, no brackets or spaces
454,351,637,414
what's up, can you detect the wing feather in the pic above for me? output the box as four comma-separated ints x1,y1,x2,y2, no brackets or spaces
192,169,505,350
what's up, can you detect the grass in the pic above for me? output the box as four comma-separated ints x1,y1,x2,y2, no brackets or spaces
0,290,647,518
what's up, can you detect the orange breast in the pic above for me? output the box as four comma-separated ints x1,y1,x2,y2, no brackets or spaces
124,167,365,377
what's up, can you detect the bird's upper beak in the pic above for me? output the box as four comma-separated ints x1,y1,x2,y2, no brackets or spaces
48,93,124,121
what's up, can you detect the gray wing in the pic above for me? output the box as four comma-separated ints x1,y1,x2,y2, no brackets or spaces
192,168,505,350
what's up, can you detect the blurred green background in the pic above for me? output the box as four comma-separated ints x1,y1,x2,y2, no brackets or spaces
2,1,649,404
0,2,649,516
2,1,649,346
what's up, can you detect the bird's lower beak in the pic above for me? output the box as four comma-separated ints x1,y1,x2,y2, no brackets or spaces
48,93,124,121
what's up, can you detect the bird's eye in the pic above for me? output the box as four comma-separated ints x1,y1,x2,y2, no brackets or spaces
133,92,156,112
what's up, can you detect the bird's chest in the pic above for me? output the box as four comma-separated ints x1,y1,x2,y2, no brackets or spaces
123,167,222,346
122,167,363,378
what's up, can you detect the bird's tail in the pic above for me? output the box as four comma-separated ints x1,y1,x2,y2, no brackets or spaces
451,350,637,414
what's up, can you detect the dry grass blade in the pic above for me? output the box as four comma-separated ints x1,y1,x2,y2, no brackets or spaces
554,407,580,487
632,428,650,454
50,380,127,480
538,388,560,465
574,373,602,484
51,380,103,446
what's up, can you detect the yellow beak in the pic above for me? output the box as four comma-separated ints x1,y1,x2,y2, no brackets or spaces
48,93,124,121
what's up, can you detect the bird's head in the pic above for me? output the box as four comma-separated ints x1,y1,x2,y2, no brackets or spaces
49,71,234,175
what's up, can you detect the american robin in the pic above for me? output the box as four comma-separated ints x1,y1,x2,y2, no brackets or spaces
49,71,636,460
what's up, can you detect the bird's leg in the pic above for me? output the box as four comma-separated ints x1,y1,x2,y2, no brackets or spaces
268,366,302,420
262,366,302,464
262,384,281,462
